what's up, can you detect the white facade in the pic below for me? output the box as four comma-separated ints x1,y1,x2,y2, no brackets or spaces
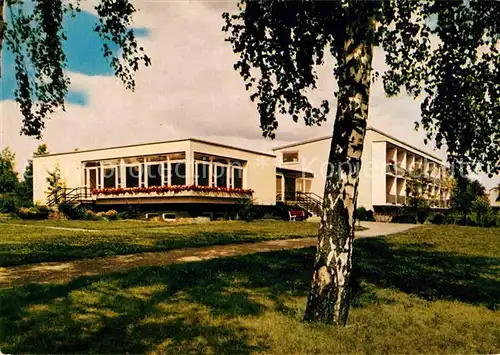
32,128,452,212
273,127,451,210
33,138,276,206
487,187,499,207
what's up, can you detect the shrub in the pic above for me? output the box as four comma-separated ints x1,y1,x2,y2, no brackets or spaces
430,213,445,225
18,205,51,220
356,207,375,222
104,209,119,220
58,203,87,220
0,193,21,214
235,197,265,221
118,205,142,219
471,196,494,227
84,210,101,221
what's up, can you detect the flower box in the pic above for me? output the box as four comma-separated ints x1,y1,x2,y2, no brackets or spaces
91,185,254,197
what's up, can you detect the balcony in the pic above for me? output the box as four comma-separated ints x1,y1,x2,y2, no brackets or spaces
386,165,406,176
386,194,397,204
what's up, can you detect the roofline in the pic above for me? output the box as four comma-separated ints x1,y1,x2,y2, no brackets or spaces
33,138,276,159
272,126,444,163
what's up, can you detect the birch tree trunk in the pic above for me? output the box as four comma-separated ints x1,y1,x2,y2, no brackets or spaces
303,20,374,325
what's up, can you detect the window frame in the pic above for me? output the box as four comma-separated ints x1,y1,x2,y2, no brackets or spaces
195,161,211,187
102,165,119,189
282,151,299,164
124,163,142,188
213,162,229,188
169,159,187,186
145,162,164,187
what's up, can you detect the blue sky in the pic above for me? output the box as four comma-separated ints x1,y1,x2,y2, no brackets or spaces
0,4,148,106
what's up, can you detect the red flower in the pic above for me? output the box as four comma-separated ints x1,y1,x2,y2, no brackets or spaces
91,185,253,196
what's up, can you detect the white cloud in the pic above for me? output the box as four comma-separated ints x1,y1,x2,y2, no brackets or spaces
1,0,497,189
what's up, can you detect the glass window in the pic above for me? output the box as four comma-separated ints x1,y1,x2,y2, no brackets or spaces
126,165,140,187
170,162,186,186
215,165,228,187
147,164,162,187
233,167,243,189
86,168,99,189
196,162,210,186
103,167,116,188
282,152,299,163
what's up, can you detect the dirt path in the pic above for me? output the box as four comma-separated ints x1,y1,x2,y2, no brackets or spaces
0,222,418,288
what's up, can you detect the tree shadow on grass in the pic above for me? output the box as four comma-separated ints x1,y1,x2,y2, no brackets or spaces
0,230,309,267
0,249,313,353
352,238,500,310
1,237,498,353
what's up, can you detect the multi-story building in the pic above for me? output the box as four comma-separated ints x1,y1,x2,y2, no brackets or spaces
273,127,451,212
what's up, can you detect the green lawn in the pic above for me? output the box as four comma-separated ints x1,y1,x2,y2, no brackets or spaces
0,220,319,266
0,225,498,353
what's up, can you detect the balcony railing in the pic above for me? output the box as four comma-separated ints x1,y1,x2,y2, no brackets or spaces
386,165,406,176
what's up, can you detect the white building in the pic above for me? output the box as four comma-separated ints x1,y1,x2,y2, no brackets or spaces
487,187,499,208
33,138,276,216
33,127,451,217
273,127,451,212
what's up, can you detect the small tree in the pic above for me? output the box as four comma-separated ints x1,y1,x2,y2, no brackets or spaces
45,164,65,205
18,144,49,205
405,168,432,223
451,177,486,224
0,147,19,194
471,195,493,227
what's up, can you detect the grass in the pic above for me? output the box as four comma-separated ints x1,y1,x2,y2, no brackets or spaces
0,226,500,354
0,220,319,267
5,219,176,230
0,225,498,353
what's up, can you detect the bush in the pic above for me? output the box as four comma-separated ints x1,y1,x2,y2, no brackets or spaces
58,203,87,220
118,205,142,220
84,210,101,221
18,205,51,220
104,209,119,220
430,213,445,225
0,193,21,214
235,198,265,221
356,207,375,222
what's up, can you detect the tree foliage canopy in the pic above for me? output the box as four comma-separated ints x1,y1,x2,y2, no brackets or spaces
2,0,150,138
0,146,19,194
223,0,499,175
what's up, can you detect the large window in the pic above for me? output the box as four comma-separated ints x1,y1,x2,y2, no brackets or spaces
170,162,186,185
196,162,210,186
215,164,228,187
147,163,162,187
126,165,140,188
103,167,117,188
194,153,245,189
232,166,243,189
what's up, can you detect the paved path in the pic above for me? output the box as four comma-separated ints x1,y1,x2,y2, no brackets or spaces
0,222,418,288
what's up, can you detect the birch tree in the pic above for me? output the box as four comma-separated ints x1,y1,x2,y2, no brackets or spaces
0,0,150,138
223,0,499,324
